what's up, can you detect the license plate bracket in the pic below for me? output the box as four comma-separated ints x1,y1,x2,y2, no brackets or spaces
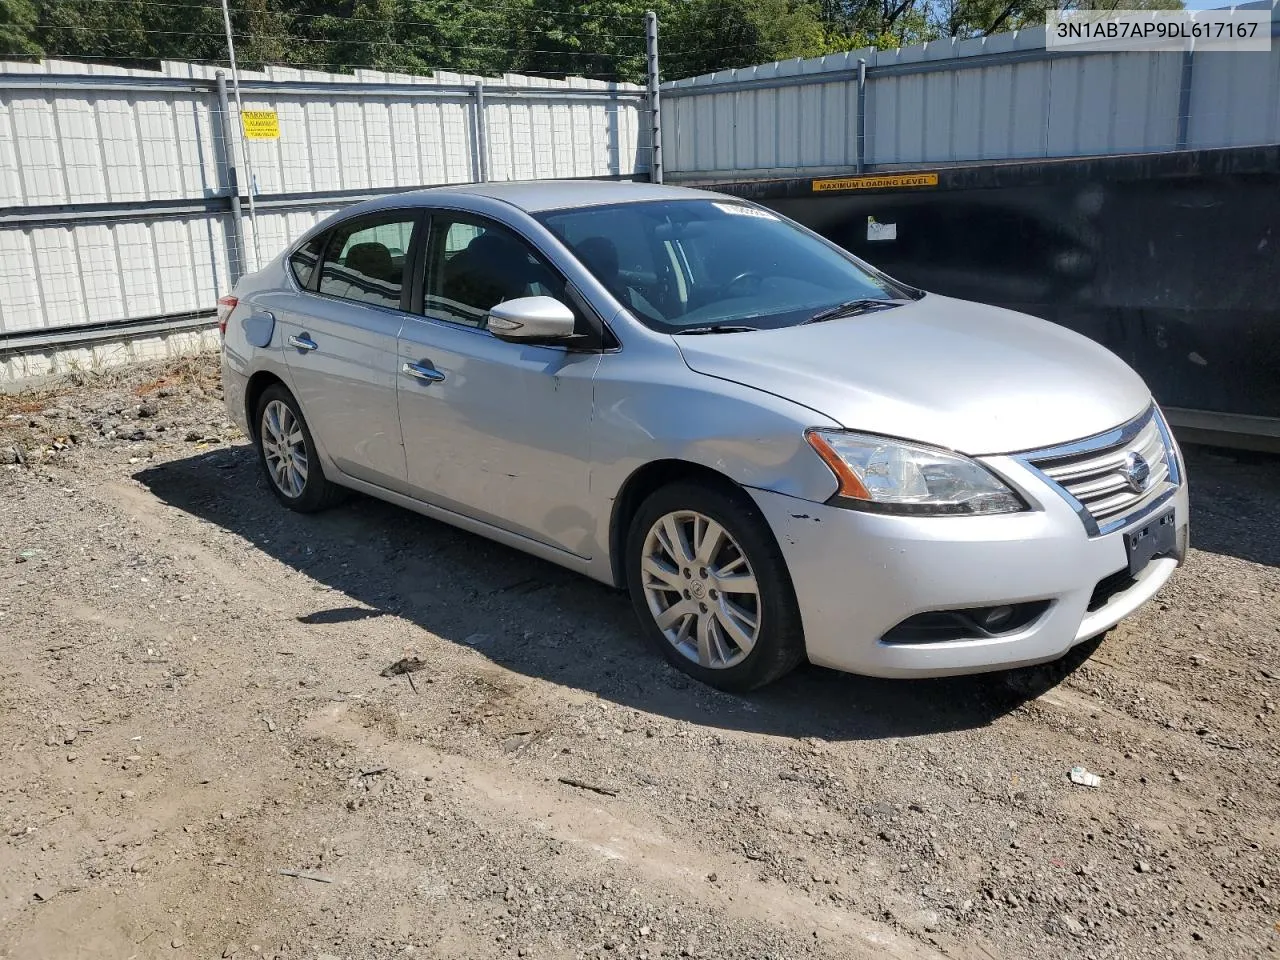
1124,509,1176,577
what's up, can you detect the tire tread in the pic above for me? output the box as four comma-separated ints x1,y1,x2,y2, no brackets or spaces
625,479,805,692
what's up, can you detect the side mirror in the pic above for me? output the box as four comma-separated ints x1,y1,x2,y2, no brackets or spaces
488,296,576,342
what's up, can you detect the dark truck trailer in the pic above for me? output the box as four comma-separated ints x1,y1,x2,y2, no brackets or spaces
705,144,1280,452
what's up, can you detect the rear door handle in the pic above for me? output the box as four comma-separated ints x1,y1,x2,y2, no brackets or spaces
402,361,446,383
288,333,318,352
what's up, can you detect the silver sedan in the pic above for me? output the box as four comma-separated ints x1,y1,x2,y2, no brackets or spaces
220,181,1189,690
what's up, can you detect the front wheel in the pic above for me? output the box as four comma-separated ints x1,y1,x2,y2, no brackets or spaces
625,481,805,692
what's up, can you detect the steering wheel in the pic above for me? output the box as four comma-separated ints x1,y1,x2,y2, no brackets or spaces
725,270,762,294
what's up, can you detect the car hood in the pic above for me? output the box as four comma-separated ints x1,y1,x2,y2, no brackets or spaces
673,294,1151,455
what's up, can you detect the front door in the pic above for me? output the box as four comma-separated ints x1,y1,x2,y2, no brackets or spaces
277,210,422,489
397,213,600,558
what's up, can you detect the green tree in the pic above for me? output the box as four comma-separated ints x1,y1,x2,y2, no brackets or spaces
12,0,1186,85
513,0,650,83
373,0,518,76
662,0,829,79
0,0,40,57
232,0,297,70
36,0,152,64
284,0,391,72
816,0,1182,45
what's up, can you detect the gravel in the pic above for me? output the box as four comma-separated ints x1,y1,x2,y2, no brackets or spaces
0,354,1277,959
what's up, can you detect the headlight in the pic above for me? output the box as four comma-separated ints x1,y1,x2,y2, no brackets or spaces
806,429,1026,515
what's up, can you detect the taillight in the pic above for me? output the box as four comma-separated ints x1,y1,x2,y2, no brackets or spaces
216,295,238,336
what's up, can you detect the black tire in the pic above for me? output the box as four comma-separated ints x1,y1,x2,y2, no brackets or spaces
254,383,345,513
625,480,805,692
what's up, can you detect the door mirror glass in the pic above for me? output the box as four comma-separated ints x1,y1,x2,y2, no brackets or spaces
488,296,576,342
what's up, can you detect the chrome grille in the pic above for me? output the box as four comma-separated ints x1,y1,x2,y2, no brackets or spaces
1022,408,1178,535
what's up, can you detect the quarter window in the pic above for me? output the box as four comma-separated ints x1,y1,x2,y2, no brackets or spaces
424,217,572,329
288,234,326,289
317,215,417,309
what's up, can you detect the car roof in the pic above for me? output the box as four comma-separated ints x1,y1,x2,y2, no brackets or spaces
388,179,724,214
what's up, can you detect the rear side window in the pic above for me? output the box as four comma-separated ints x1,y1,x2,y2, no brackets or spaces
289,234,326,289
317,215,417,309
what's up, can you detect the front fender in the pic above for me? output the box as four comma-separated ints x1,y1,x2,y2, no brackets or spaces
584,343,841,583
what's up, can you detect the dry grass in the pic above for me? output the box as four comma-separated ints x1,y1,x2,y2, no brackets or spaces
131,377,168,397
131,356,218,397
2,354,221,417
0,392,58,418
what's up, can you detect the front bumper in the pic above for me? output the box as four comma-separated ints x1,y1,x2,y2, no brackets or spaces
749,458,1189,679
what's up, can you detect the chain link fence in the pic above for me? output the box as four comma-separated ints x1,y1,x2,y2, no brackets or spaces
0,56,651,377
662,5,1280,180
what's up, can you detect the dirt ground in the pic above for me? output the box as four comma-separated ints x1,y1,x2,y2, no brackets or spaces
1,355,1277,960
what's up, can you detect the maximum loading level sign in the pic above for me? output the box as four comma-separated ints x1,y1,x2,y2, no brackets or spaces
812,172,939,192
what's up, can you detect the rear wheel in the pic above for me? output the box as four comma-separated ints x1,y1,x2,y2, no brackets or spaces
625,481,805,691
254,384,344,512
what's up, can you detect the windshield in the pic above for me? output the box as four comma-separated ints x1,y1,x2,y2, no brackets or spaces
536,199,911,333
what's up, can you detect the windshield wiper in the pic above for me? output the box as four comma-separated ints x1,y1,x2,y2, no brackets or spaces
675,324,761,335
802,298,904,325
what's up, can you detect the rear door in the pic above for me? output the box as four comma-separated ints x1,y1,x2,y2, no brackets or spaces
278,210,423,490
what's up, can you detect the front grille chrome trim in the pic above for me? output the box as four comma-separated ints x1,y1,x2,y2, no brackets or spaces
1012,406,1153,463
1014,405,1179,538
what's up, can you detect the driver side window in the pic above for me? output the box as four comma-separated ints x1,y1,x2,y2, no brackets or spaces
423,216,572,330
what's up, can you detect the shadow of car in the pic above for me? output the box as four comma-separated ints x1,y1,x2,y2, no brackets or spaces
134,446,1112,742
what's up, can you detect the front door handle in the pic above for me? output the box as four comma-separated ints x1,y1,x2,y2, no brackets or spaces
402,361,446,383
288,333,318,352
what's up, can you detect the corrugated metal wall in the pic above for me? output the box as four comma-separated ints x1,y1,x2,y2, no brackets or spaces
0,59,647,339
1187,34,1280,149
662,1,1280,179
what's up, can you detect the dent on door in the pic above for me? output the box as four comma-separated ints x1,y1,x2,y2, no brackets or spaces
398,326,600,557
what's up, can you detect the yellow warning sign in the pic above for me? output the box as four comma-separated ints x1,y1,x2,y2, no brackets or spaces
241,110,280,140
812,172,938,192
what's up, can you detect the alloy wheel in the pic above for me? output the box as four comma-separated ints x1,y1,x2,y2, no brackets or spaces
260,399,309,498
640,510,762,669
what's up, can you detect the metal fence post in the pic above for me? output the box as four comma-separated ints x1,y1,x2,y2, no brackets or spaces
473,80,488,182
215,70,247,285
856,58,867,173
220,0,261,272
1176,42,1195,150
645,10,663,184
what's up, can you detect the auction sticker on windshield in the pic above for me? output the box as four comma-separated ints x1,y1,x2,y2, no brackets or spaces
713,202,778,219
